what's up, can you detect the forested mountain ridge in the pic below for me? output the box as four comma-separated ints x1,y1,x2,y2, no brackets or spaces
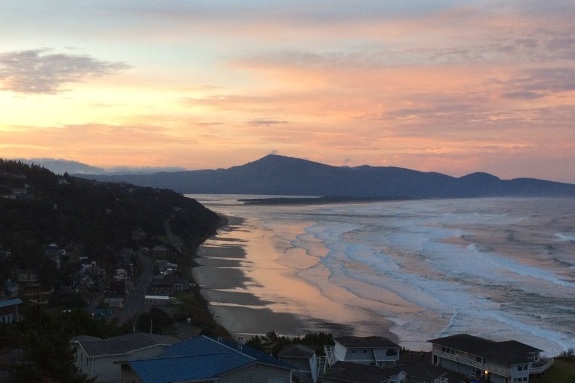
0,159,220,284
76,154,575,198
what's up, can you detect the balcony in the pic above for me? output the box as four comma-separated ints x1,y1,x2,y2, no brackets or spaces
434,349,511,377
530,357,554,375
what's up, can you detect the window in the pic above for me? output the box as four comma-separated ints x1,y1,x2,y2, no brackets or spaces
363,349,368,353
518,364,523,371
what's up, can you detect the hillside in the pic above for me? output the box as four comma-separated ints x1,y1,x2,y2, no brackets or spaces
76,154,575,198
0,159,221,286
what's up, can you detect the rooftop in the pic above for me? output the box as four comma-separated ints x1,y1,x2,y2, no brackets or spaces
428,334,542,365
70,332,179,357
278,343,316,359
322,361,402,383
0,298,22,309
126,336,293,383
335,335,400,349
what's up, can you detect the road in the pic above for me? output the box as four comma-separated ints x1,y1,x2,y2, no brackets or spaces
116,253,154,326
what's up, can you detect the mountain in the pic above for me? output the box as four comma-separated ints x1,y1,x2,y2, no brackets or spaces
17,158,106,174
16,158,186,175
74,154,575,199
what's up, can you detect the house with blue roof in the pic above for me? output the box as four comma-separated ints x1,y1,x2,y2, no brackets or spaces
121,335,294,383
0,298,22,324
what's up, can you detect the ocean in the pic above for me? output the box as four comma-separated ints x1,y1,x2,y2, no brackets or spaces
191,196,575,356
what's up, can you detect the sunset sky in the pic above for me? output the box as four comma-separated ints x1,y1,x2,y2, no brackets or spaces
1,1,574,182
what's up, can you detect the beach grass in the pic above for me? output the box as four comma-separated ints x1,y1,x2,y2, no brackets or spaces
535,358,575,383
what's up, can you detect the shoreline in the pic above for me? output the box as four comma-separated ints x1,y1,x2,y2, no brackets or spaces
192,213,400,343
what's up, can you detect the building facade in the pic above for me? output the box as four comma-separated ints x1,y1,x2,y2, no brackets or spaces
326,336,401,368
429,334,553,383
278,343,318,383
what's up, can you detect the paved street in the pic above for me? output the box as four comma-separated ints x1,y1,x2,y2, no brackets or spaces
116,253,154,326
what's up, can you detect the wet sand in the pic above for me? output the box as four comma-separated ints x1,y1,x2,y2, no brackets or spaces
192,215,397,340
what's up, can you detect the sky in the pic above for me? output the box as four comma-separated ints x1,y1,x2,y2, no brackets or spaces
1,1,574,182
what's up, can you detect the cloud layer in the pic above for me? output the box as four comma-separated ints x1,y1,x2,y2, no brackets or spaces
1,1,574,182
0,49,129,94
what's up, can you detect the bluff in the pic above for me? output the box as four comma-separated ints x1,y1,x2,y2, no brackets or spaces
0,159,221,273
75,154,575,199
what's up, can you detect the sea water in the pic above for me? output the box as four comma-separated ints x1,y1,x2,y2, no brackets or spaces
191,196,575,356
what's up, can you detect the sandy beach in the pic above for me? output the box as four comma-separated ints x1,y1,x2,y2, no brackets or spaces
192,214,398,340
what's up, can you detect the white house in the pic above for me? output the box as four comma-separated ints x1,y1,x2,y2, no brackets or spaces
70,333,179,383
278,343,318,383
428,334,554,383
326,336,401,368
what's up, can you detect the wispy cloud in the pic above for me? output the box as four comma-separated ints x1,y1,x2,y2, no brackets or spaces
0,49,130,94
247,119,290,126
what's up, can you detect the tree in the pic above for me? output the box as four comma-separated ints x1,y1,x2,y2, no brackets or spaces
10,329,95,383
136,308,174,335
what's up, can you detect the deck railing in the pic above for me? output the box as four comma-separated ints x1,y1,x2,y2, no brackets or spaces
434,350,511,377
530,357,554,374
433,373,448,383
324,346,336,367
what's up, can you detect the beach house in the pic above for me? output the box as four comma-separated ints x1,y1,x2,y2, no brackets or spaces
428,334,554,383
326,336,401,368
278,343,318,383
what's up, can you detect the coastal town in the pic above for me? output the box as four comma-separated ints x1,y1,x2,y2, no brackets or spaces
0,161,572,383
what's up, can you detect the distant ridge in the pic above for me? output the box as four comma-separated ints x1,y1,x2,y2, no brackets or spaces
16,158,186,175
75,154,575,198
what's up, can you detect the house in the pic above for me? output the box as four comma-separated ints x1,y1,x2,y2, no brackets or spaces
396,351,453,383
121,335,294,383
322,361,406,383
148,276,192,295
3,279,18,297
70,332,179,383
0,298,22,324
80,257,97,273
156,259,177,275
14,269,39,285
326,336,401,368
103,297,125,308
428,334,554,383
114,268,129,281
144,295,177,307
278,343,318,383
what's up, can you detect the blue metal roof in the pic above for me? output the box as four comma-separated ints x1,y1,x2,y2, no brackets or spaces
128,336,293,383
220,338,294,369
160,335,241,358
129,353,252,383
0,298,22,309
